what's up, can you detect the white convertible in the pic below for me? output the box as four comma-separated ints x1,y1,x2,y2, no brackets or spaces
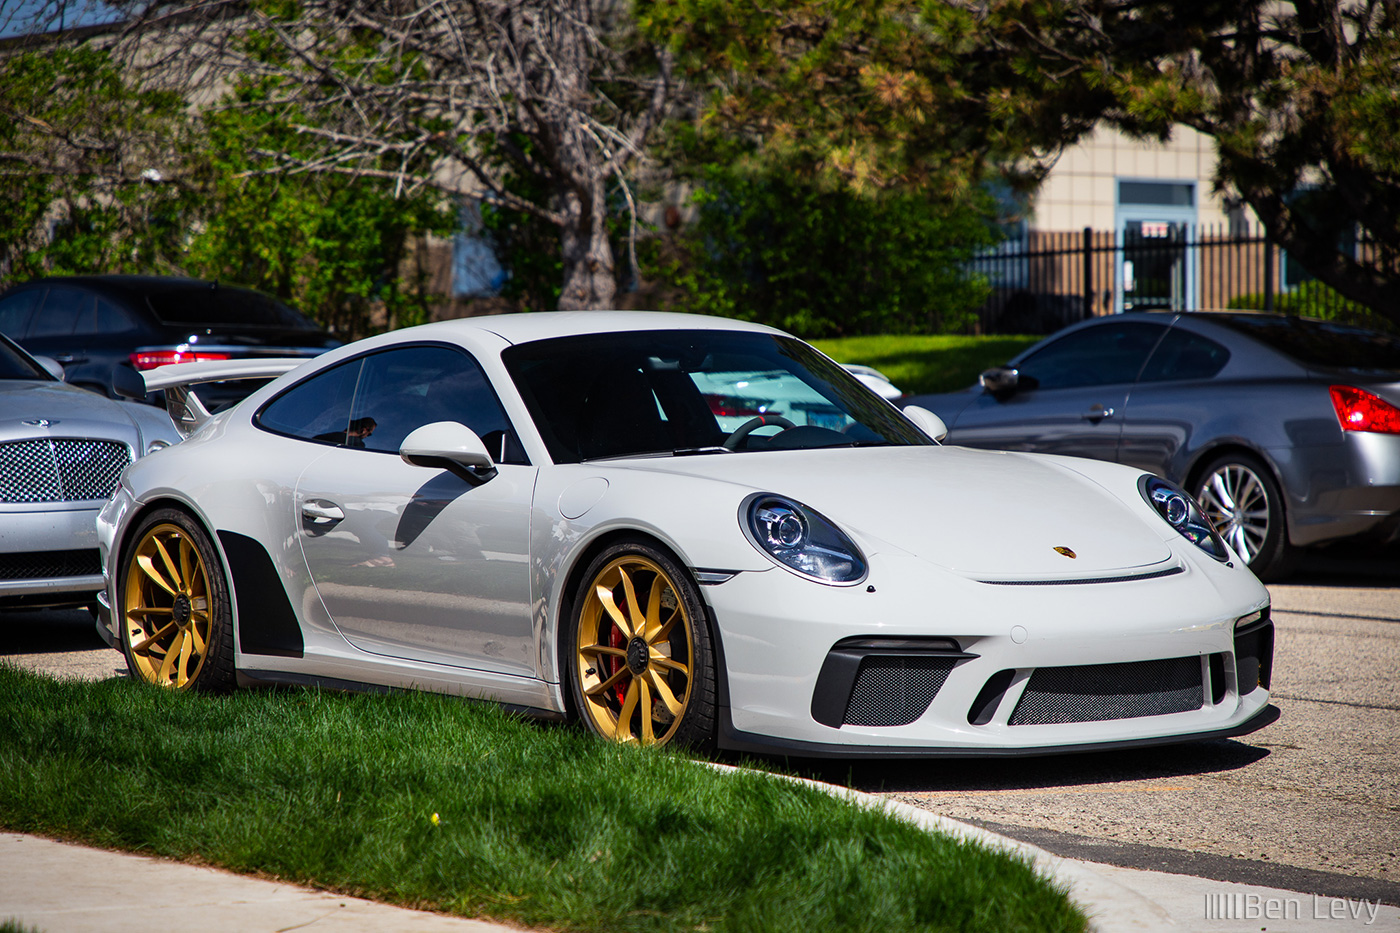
95,312,1277,756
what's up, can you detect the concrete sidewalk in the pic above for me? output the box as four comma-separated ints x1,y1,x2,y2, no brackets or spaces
4,816,1397,933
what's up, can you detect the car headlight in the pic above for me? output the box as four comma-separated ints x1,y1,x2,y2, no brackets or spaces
1139,475,1229,562
742,494,868,585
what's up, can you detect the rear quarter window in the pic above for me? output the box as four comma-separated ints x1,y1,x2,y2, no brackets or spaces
1139,328,1231,382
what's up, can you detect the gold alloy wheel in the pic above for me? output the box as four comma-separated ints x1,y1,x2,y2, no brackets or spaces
122,522,213,688
575,554,694,746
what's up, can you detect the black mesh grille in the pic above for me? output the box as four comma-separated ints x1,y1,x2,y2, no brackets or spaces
1009,656,1204,725
0,548,102,581
0,439,130,503
843,657,955,727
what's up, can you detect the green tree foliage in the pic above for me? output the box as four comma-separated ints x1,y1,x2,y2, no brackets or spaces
0,42,455,338
665,165,996,337
645,0,1400,328
636,2,1020,335
1227,280,1395,333
0,46,191,278
640,2,1063,197
184,86,456,338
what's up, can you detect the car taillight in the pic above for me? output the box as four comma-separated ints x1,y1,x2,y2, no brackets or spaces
1330,385,1400,434
129,349,232,370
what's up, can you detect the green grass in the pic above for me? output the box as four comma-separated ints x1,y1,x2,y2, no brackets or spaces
0,666,1085,933
813,334,1042,396
1,921,41,933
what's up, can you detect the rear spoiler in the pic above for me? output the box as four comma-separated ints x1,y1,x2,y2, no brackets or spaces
119,358,310,437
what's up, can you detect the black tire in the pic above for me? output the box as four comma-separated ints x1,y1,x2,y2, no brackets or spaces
566,539,716,750
118,508,236,691
1192,453,1297,581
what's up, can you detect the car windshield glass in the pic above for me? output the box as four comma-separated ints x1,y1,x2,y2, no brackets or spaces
1209,314,1400,372
503,330,928,463
0,334,50,380
147,286,319,330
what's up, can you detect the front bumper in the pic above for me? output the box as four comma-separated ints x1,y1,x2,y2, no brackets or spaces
0,504,104,607
704,544,1273,755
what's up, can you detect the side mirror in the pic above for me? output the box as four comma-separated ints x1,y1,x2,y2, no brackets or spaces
903,405,948,443
111,365,149,400
35,355,66,382
400,421,498,485
978,366,1020,395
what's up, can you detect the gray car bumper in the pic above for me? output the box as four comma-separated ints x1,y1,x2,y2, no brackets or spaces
0,504,104,607
1276,432,1400,547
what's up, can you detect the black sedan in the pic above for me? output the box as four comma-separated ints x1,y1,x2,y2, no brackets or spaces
904,311,1400,579
0,276,338,408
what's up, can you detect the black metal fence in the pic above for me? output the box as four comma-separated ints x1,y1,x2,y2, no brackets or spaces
968,223,1382,334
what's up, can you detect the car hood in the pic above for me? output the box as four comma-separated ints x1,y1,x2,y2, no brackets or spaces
0,380,141,443
612,445,1173,579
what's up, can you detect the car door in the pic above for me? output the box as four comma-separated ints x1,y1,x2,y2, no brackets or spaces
20,286,91,377
1115,324,1233,479
946,320,1168,462
290,344,539,677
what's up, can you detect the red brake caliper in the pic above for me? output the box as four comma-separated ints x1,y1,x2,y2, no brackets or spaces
609,594,629,706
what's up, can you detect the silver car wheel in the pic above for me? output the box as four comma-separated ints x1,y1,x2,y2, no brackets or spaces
1197,463,1270,561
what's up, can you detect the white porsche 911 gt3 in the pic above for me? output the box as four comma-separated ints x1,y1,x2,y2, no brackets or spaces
95,312,1277,756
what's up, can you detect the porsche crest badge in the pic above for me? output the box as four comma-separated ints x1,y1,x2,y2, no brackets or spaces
1053,546,1077,558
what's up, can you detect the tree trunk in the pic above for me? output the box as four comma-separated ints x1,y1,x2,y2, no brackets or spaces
557,183,616,310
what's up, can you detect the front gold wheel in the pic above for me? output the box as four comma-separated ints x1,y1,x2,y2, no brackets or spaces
571,545,714,748
121,510,234,691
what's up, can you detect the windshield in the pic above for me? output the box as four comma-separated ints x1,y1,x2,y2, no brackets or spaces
503,329,928,463
1209,313,1400,373
0,334,51,381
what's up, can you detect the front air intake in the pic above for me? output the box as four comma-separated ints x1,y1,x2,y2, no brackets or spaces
1009,656,1204,725
843,657,957,727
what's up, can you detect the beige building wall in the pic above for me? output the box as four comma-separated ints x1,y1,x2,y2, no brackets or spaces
1031,125,1241,232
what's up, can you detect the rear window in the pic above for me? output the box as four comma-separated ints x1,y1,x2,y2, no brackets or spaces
147,286,319,330
1209,314,1400,372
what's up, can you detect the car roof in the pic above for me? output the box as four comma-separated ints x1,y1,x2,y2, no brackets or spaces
6,275,233,299
395,311,787,346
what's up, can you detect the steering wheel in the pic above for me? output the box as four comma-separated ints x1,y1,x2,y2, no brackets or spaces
722,414,797,450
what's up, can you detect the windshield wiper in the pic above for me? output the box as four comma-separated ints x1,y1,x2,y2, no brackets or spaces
672,446,733,456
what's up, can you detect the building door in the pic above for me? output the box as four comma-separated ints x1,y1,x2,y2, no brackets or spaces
1115,180,1197,313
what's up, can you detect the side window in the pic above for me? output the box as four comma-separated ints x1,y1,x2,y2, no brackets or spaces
256,359,363,443
28,287,93,338
348,345,526,464
1017,322,1167,390
85,298,138,335
0,290,41,337
1138,328,1231,382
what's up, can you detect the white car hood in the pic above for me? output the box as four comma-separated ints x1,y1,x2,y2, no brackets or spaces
613,445,1173,579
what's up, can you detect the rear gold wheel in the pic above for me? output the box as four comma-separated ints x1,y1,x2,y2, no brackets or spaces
121,509,234,691
569,542,715,748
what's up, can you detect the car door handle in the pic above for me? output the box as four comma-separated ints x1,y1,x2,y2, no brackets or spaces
301,500,345,523
1080,405,1115,422
52,354,85,364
